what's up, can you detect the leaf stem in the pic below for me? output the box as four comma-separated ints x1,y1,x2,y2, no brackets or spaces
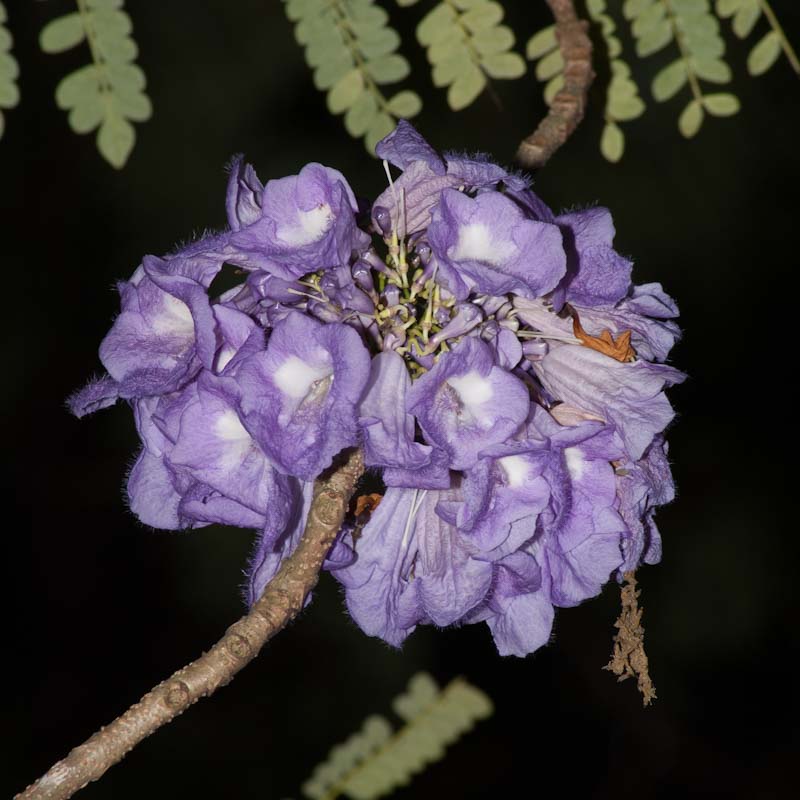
328,0,393,115
758,0,800,76
661,0,703,103
442,0,503,110
74,0,112,97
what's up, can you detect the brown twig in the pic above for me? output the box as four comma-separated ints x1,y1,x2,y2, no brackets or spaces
17,448,365,800
605,571,657,706
516,0,595,169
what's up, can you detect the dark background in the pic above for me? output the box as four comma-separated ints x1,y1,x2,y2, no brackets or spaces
6,1,798,798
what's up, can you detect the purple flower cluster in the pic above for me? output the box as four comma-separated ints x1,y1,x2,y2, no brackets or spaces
71,123,684,657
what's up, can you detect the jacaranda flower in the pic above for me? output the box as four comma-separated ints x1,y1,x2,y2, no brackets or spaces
70,121,684,657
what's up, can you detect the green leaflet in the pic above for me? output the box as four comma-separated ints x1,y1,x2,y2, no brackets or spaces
287,0,420,155
628,0,736,141
652,60,688,101
703,91,740,115
585,3,646,163
39,0,150,169
0,2,19,139
717,0,799,78
600,121,625,162
301,673,493,800
417,0,525,112
747,30,781,75
40,13,86,54
525,25,556,60
678,97,704,136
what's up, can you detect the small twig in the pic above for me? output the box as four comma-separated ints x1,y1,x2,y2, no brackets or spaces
516,0,594,168
605,571,657,707
17,449,365,800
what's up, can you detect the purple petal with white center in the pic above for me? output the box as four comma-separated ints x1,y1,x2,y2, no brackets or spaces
446,444,550,559
359,351,432,470
99,245,226,399
407,337,530,470
427,189,566,300
532,343,685,460
67,374,120,418
228,163,365,278
237,311,370,480
169,373,278,523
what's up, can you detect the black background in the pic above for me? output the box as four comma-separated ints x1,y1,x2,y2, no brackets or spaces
6,1,798,798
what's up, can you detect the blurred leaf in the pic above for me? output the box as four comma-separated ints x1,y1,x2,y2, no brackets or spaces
313,53,354,90
94,34,138,63
431,47,472,87
481,51,525,79
732,1,761,38
448,64,486,110
327,68,364,113
461,1,503,33
526,25,557,59
364,110,395,155
609,94,646,120
632,2,666,38
417,3,457,46
472,25,515,56
703,91,740,115
600,121,624,162
386,89,422,117
652,60,688,101
55,65,100,109
678,98,703,137
97,109,135,168
623,0,654,20
691,56,731,82
67,92,105,133
747,30,781,75
344,89,377,136
715,0,744,16
535,48,564,80
91,9,133,40
365,54,410,83
358,27,401,59
40,13,85,54
635,19,673,56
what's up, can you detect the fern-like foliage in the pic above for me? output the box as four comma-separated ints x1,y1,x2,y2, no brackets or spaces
286,0,421,155
416,0,525,111
625,0,739,138
590,1,647,162
301,672,493,800
716,0,800,76
39,0,151,169
0,2,19,139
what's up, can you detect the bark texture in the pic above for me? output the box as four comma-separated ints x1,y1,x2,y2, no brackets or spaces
517,0,595,169
17,449,365,800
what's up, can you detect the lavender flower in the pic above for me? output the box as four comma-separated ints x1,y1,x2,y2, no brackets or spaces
71,121,684,658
